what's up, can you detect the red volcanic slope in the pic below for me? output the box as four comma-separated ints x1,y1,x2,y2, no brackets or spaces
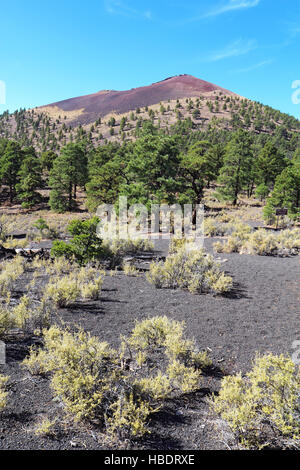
39,74,235,125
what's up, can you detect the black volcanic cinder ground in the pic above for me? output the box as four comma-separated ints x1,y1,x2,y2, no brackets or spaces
0,237,299,450
38,74,235,125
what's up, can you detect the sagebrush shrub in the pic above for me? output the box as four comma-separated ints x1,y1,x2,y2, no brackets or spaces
34,417,57,437
43,276,80,307
123,262,139,277
212,353,300,448
45,256,75,276
147,248,232,294
214,228,300,257
11,295,31,329
43,264,105,306
23,316,211,439
0,374,8,411
168,237,197,254
80,276,103,300
0,305,14,337
204,216,252,238
107,238,154,256
3,238,29,249
0,295,49,336
0,256,26,297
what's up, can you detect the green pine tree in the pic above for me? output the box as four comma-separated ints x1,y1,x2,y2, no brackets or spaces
49,143,87,212
16,147,42,208
217,130,254,205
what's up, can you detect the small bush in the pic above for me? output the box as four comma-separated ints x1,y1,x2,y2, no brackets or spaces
80,276,103,300
0,305,14,337
0,295,50,336
11,295,31,329
0,256,26,297
214,228,300,257
43,265,105,306
51,217,110,266
45,256,74,276
123,262,139,277
168,237,198,254
3,238,29,249
212,353,300,448
43,276,80,307
147,248,232,294
23,316,210,439
107,238,154,257
204,216,252,238
0,374,8,411
34,417,57,437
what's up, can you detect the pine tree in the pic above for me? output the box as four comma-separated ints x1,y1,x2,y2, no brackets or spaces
86,144,124,211
16,147,42,208
40,150,57,174
263,162,300,221
255,141,287,188
179,141,215,206
0,140,22,202
217,130,254,205
49,143,87,212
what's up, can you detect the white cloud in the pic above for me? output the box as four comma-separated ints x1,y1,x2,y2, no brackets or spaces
203,0,261,18
104,1,152,20
231,59,274,73
207,39,257,62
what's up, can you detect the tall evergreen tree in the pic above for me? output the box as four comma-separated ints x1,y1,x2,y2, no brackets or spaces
179,141,214,204
86,143,125,211
120,135,180,209
40,150,57,174
16,147,42,208
49,143,87,212
0,140,22,202
255,141,287,188
264,162,300,221
217,130,254,205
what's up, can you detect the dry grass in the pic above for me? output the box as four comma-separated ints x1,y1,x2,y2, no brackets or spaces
34,106,85,121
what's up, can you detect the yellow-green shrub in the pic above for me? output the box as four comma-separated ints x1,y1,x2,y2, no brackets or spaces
204,216,252,238
80,276,103,300
0,374,8,411
147,248,232,295
43,265,105,306
204,270,233,294
45,256,74,276
126,316,211,367
168,237,198,254
11,295,31,329
0,305,14,337
43,276,80,307
0,256,26,296
123,262,139,277
212,241,224,253
106,238,154,257
106,394,153,439
34,417,57,437
0,295,49,336
215,228,300,256
23,325,119,421
3,238,29,249
23,316,210,439
241,230,277,256
212,353,300,448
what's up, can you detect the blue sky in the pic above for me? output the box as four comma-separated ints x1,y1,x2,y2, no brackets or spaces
0,0,300,118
